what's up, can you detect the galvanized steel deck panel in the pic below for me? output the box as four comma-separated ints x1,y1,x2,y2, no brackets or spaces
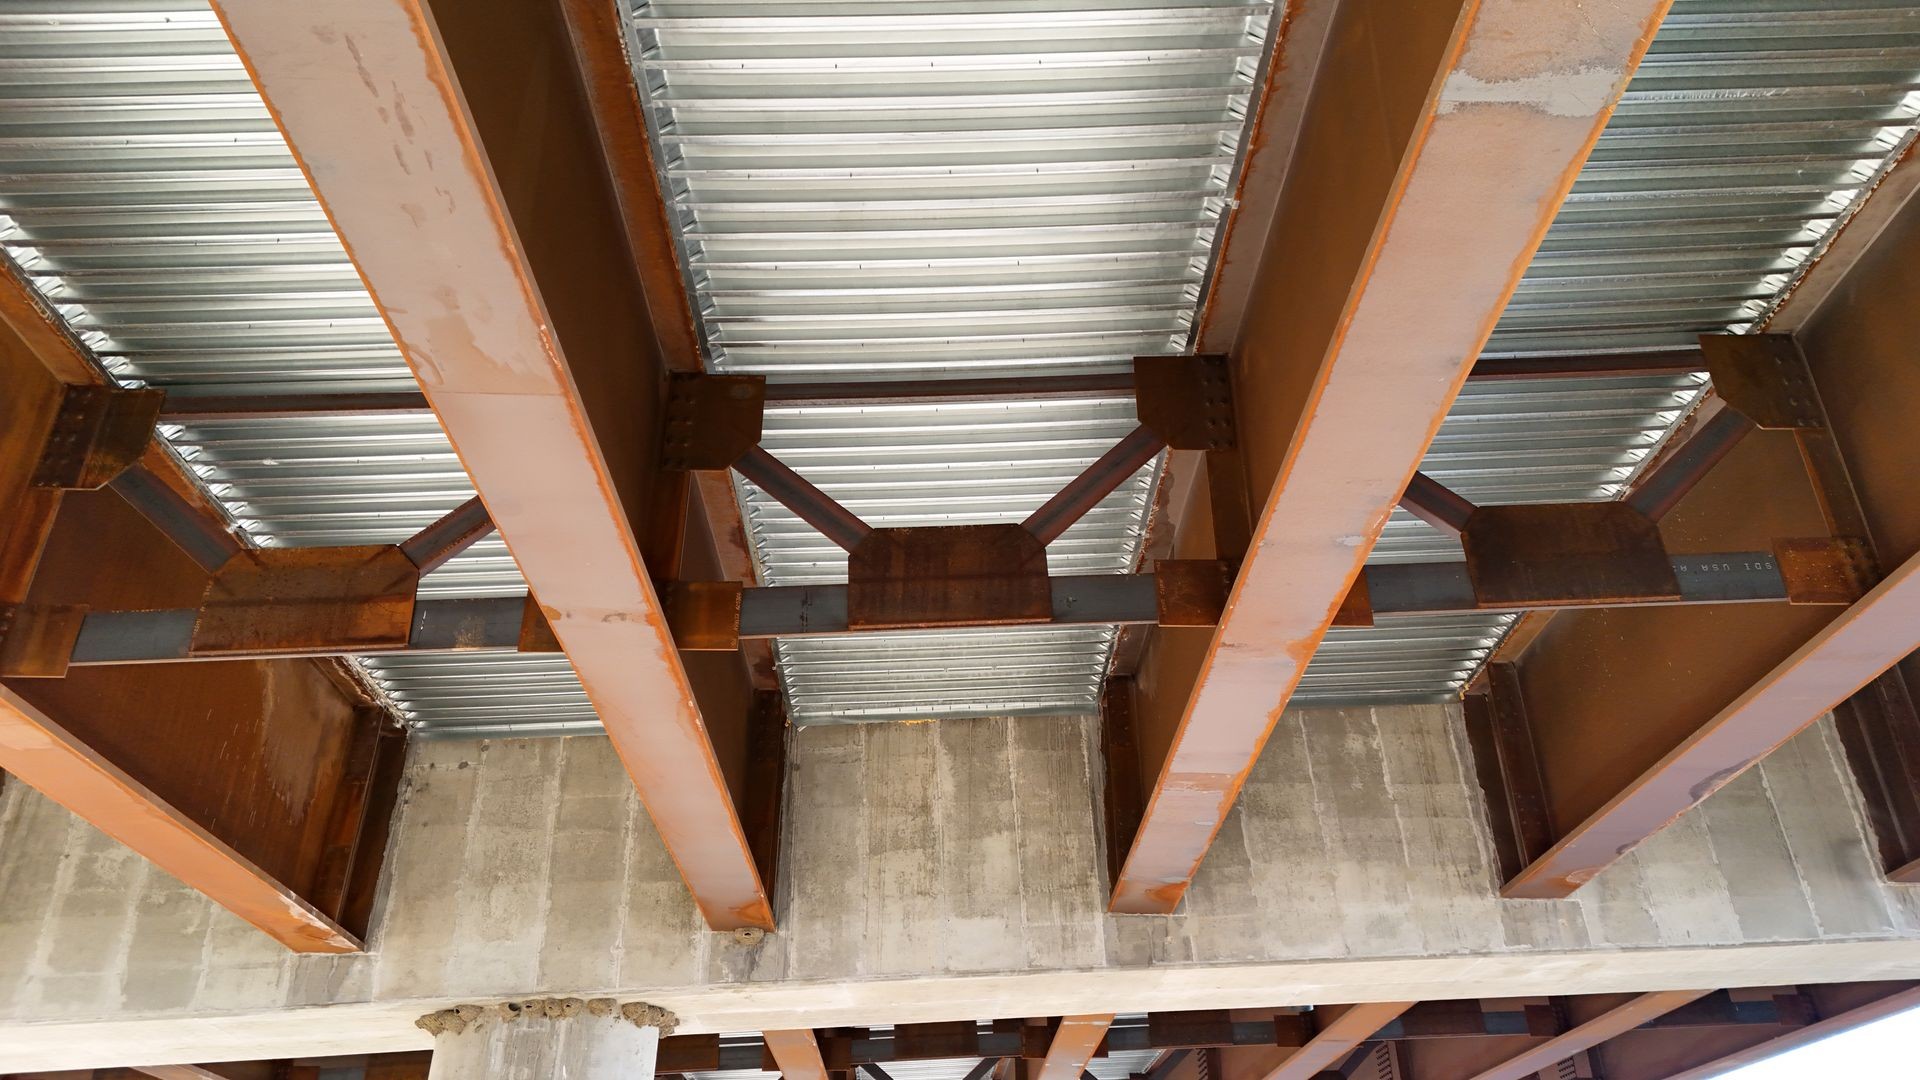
625,0,1272,721
0,0,589,736
1296,0,1920,704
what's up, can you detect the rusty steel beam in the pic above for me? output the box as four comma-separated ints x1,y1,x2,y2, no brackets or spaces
651,1005,1602,1077
553,0,702,374
1639,988,1815,1030
1399,472,1477,538
764,1031,831,1080
1464,991,1709,1080
1497,329,1920,897
1506,517,1920,896
1623,398,1755,521
1469,349,1707,382
1382,1000,1560,1041
740,549,1814,640
1462,664,1555,885
1024,426,1166,545
733,446,873,552
0,683,358,952
215,0,775,929
1112,0,1671,912
398,496,495,574
35,546,1831,672
1788,197,1920,881
1034,1017,1115,1080
1263,1003,1413,1080
1101,678,1146,890
1,231,397,955
1835,673,1920,883
134,349,1717,425
134,1065,245,1080
1664,984,1920,1080
60,596,544,667
105,451,244,574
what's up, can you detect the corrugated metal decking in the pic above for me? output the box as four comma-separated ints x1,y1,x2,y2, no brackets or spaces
3,0,1918,727
1293,0,1920,704
622,0,1276,722
0,0,592,736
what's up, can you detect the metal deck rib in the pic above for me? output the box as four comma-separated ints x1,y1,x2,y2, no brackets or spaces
7,1,1917,723
1294,0,1920,704
623,0,1274,723
0,0,590,737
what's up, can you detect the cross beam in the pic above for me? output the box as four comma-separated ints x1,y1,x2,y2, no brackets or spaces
150,348,1712,424
0,253,399,955
1480,332,1920,899
1261,1004,1413,1080
1463,991,1709,1080
15,545,1847,673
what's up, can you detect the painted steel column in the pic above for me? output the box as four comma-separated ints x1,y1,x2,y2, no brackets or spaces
212,0,774,929
1113,0,1675,911
418,1000,669,1080
1261,1003,1413,1080
1465,991,1708,1080
1034,1016,1116,1080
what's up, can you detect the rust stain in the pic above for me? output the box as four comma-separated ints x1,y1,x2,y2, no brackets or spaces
1114,0,1673,914
555,0,703,373
1193,0,1292,349
214,0,773,929
1,685,360,953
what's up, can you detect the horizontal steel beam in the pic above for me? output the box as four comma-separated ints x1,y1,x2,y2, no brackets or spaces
742,553,1807,638
38,547,1830,668
1367,550,1801,616
66,596,537,666
658,1004,1565,1072
149,351,1712,423
737,574,1162,638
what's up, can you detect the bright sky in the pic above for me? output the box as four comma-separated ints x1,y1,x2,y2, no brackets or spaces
1718,1003,1920,1077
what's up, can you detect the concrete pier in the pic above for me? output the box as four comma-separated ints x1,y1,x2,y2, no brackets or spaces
415,999,668,1080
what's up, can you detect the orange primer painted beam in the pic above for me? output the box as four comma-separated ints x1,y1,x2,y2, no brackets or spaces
764,1030,831,1080
0,253,374,957
1506,544,1920,897
1112,0,1675,912
1665,984,1920,1080
1465,990,1709,1080
211,0,773,929
1263,1002,1413,1080
0,684,358,953
1035,1015,1116,1080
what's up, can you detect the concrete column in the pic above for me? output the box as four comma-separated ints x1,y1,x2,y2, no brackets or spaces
417,997,674,1079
